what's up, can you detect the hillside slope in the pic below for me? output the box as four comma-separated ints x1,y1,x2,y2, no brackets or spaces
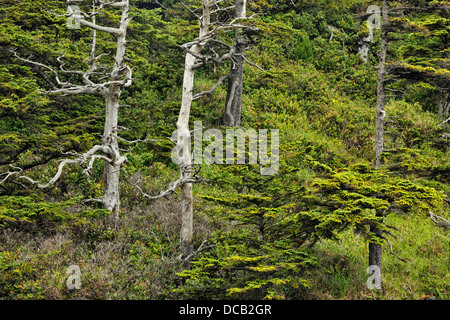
0,0,448,300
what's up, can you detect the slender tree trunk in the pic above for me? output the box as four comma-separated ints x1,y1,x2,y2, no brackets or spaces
223,0,246,127
375,0,388,168
223,46,244,126
178,0,211,261
370,0,389,291
102,1,130,228
178,50,196,260
103,91,121,225
368,218,383,269
438,89,449,116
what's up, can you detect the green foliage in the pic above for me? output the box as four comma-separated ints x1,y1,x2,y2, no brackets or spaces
312,213,450,300
176,163,317,299
0,0,448,301
0,196,112,229
175,152,445,299
386,5,450,113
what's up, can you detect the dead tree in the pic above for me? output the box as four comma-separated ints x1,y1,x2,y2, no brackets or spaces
222,0,246,127
367,1,390,288
175,0,214,261
177,0,261,261
132,0,258,262
1,0,133,228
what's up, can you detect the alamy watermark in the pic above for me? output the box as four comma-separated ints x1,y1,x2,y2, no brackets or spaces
67,4,82,30
366,265,382,290
66,265,81,290
171,121,280,176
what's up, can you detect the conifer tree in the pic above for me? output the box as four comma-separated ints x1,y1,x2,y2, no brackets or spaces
390,4,449,116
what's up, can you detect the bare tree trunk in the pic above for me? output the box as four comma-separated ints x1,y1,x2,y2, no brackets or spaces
438,89,450,117
370,0,389,292
375,0,388,169
103,91,121,225
223,0,246,127
177,0,211,261
223,47,244,126
102,2,130,228
368,219,383,269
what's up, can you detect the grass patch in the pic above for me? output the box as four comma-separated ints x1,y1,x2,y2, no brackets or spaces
308,213,450,300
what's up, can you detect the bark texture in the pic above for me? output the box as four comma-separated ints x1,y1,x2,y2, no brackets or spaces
368,220,383,269
177,0,212,261
223,0,246,127
375,0,388,169
102,2,130,227
370,0,389,292
438,90,449,117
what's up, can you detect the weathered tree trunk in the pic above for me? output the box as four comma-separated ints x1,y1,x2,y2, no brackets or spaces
178,50,195,259
223,45,244,126
370,0,389,291
103,91,121,225
102,2,130,228
375,0,388,169
438,89,449,117
368,217,383,270
223,0,246,127
177,0,211,261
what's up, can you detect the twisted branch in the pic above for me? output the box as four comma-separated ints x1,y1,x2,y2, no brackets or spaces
133,165,204,201
430,211,450,230
0,144,116,188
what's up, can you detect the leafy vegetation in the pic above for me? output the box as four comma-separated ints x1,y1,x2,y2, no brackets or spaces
0,0,448,300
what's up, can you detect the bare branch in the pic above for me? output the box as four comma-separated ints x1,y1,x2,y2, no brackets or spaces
429,211,450,230
180,1,201,19
181,21,258,49
240,53,266,72
152,0,168,10
0,144,115,188
179,239,216,262
109,1,128,7
79,19,122,36
133,176,198,201
83,198,105,204
11,49,66,88
381,235,407,262
114,134,158,144
179,44,209,61
385,87,405,94
18,158,81,189
133,164,204,202
438,116,450,127
193,74,230,100
49,2,123,34
0,166,23,185
11,49,116,96
211,5,235,14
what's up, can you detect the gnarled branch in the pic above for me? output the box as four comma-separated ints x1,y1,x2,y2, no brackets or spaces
0,144,115,188
430,211,450,230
